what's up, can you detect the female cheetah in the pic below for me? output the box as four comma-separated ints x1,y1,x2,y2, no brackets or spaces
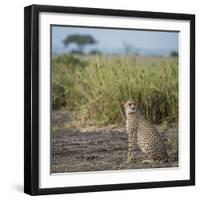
123,99,168,162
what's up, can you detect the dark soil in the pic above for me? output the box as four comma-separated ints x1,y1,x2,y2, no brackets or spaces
51,110,178,173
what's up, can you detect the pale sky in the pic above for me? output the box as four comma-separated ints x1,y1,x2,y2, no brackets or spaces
52,25,178,56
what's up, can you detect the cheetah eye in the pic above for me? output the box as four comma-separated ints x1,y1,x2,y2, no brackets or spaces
128,103,132,106
133,103,136,106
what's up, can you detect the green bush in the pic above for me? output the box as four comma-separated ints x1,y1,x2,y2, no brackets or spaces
52,82,66,109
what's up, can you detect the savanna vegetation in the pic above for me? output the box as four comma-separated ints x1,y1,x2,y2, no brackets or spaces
52,54,178,127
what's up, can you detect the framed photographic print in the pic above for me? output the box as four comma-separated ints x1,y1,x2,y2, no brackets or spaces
24,4,195,195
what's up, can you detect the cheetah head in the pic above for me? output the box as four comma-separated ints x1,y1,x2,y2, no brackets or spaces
123,100,138,116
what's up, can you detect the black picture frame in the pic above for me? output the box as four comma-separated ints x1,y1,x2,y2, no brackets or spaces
24,4,195,196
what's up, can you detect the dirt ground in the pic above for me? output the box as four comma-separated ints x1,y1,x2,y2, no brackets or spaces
51,110,178,173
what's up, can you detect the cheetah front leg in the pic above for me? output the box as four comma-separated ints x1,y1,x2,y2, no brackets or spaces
127,129,137,162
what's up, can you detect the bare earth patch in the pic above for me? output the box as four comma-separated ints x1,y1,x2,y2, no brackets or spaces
51,111,178,173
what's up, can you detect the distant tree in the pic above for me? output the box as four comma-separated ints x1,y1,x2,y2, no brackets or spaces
63,34,97,54
122,41,138,55
170,51,178,57
122,41,132,55
89,49,102,55
70,49,84,55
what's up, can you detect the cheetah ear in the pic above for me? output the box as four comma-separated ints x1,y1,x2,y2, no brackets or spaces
131,98,136,103
121,100,126,106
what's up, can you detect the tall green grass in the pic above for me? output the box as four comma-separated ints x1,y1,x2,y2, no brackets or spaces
53,54,178,126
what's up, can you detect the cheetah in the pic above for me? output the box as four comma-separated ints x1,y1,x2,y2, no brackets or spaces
123,99,168,163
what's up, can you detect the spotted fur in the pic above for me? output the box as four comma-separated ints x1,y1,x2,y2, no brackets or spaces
124,100,168,162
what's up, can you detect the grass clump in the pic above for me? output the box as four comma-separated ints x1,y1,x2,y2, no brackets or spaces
52,54,178,126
